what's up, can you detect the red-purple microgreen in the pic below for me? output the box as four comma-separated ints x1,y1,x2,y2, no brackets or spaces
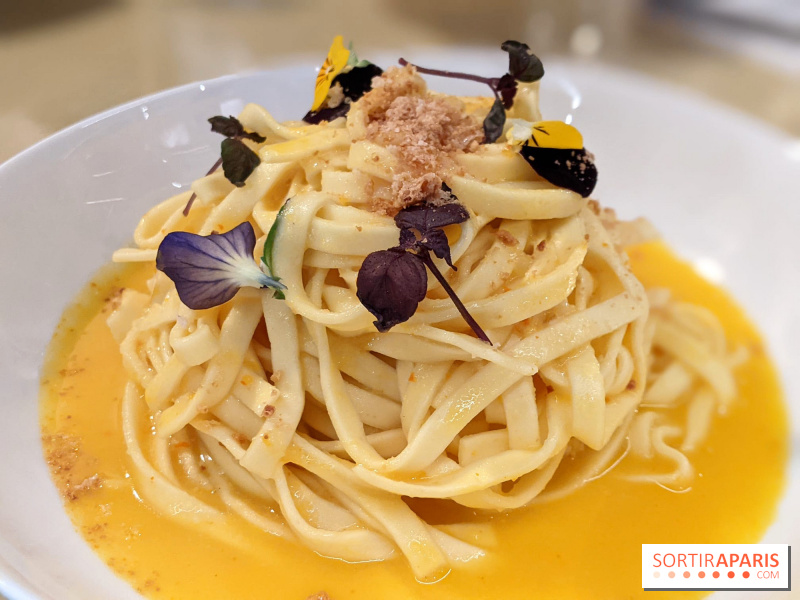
482,100,508,145
220,138,261,187
398,40,544,143
393,198,468,270
183,115,266,216
156,221,285,310
501,40,545,83
208,115,266,143
357,249,429,331
356,194,491,343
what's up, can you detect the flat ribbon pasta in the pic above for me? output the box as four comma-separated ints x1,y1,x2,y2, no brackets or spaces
110,80,739,579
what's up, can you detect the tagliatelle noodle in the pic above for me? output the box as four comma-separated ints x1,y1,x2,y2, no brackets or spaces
108,71,740,581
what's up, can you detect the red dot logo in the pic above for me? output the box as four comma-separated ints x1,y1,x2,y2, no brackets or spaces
728,571,735,579
713,571,720,578
743,572,750,579
683,571,690,578
699,572,706,579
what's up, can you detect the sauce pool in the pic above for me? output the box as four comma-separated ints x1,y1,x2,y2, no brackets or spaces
40,241,788,599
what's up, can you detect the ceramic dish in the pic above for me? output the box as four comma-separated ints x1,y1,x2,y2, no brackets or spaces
0,50,797,600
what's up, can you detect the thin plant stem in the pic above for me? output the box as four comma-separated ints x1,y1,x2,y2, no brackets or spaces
183,157,223,216
419,251,492,345
398,58,501,100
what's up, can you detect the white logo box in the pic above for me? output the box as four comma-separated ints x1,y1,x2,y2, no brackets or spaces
642,544,791,591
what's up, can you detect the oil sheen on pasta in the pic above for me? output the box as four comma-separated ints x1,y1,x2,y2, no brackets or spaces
40,241,787,600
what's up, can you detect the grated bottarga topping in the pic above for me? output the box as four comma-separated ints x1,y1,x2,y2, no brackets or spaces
354,65,484,214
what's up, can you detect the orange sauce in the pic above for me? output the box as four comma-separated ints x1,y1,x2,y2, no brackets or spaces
40,241,788,599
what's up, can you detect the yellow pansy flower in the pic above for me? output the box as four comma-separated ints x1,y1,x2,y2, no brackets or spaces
529,120,583,149
505,118,535,146
312,35,351,111
505,119,584,150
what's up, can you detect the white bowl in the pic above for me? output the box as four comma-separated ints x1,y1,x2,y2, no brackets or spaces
0,50,797,599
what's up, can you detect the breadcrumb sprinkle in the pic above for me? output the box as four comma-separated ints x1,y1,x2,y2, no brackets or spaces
44,433,103,501
496,229,519,246
355,66,483,214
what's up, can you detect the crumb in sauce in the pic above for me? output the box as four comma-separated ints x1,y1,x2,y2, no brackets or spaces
44,433,102,501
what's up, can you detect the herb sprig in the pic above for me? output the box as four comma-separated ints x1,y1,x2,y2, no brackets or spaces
399,40,544,143
261,199,290,299
356,192,491,344
183,116,266,216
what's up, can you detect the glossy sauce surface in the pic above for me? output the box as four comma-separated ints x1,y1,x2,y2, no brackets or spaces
40,242,788,600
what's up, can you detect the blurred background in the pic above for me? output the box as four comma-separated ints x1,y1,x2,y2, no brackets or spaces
0,0,798,162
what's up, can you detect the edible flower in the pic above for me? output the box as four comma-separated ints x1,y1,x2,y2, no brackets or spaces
312,35,351,111
304,37,383,124
506,119,583,149
356,188,491,343
399,40,545,143
156,222,285,310
507,118,598,197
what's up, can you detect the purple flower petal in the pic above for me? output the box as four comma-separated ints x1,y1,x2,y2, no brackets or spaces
156,221,285,310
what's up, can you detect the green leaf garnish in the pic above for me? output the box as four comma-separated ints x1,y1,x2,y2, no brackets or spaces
262,199,291,299
346,42,377,70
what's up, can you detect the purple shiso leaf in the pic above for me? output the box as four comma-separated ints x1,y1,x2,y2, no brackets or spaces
156,221,285,310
